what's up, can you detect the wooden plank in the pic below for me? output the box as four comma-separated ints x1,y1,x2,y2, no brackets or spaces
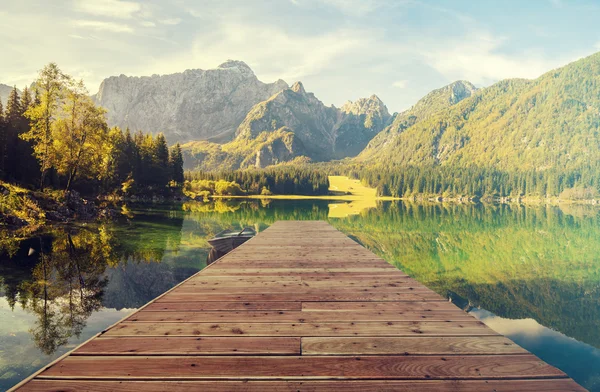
186,277,416,286
171,286,434,294
144,302,303,311
38,355,566,379
210,262,397,269
75,337,300,355
129,310,475,322
302,301,458,311
104,321,497,337
157,292,442,302
301,336,528,355
200,268,398,275
16,379,588,392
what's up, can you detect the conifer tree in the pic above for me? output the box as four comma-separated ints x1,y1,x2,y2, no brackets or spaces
14,86,39,183
153,133,170,187
170,143,184,184
4,87,21,180
5,87,21,127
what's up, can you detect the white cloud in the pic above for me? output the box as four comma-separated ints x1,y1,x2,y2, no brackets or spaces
73,0,141,19
144,22,377,83
292,0,397,16
418,32,571,84
392,80,408,88
159,18,182,25
72,20,134,33
140,20,156,28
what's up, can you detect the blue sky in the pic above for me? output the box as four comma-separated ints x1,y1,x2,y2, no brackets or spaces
0,0,599,111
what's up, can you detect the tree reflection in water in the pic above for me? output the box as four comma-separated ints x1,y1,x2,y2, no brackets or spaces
4,229,110,354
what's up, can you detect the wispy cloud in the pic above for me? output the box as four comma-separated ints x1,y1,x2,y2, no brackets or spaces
73,0,141,19
159,18,182,25
392,80,408,88
417,31,571,84
146,22,377,82
72,19,134,33
292,0,398,16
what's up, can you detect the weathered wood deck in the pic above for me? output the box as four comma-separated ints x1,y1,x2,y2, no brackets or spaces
13,221,585,391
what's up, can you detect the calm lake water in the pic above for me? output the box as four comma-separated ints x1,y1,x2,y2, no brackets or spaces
1,199,599,391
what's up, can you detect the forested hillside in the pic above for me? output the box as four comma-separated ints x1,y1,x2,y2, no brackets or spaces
349,52,600,200
358,80,476,160
359,53,600,171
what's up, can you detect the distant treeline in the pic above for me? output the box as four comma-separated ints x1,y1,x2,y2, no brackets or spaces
354,164,600,200
0,63,183,196
185,166,330,196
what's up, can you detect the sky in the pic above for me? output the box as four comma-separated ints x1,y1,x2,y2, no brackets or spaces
0,0,599,112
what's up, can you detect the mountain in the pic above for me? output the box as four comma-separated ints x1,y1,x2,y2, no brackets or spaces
182,82,391,170
93,60,288,143
0,84,16,107
358,80,476,160
357,52,600,172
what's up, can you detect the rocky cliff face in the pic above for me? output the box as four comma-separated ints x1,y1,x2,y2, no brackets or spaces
182,82,391,170
337,94,391,157
93,60,288,143
236,81,391,161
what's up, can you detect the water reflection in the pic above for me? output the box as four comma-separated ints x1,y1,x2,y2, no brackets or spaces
472,308,600,391
1,199,599,391
206,248,225,266
2,231,109,355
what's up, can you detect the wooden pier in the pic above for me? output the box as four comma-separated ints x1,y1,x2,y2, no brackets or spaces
13,221,584,391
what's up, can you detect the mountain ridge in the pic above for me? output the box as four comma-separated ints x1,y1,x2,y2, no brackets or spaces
93,60,289,143
183,82,391,170
357,52,600,172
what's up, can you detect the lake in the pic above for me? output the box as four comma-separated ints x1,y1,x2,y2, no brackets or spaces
1,199,599,391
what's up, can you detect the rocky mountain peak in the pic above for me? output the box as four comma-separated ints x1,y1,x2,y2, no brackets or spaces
94,61,288,143
290,81,306,94
217,60,255,76
447,80,478,104
341,94,390,118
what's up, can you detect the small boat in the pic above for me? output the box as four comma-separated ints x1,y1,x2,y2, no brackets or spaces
208,227,256,253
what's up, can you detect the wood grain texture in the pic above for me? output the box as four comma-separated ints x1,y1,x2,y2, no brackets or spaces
157,291,442,302
16,379,588,392
75,337,300,355
12,221,583,392
104,321,497,337
128,310,475,323
144,302,303,311
301,336,528,355
39,355,565,379
302,301,458,311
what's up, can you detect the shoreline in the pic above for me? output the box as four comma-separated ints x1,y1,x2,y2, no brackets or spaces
209,194,600,206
